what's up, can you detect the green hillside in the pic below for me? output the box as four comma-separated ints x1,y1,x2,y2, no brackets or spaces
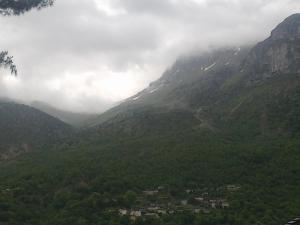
0,100,74,160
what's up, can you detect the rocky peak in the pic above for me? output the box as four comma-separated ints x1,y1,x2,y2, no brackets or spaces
244,14,300,80
271,14,300,41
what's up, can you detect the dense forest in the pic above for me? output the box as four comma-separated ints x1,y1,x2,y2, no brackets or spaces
0,124,299,225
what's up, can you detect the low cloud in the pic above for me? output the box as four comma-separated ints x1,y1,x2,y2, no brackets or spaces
0,0,299,113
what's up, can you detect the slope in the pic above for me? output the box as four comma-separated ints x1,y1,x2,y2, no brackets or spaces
0,100,74,160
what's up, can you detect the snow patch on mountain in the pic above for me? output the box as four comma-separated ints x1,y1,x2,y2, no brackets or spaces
204,63,216,71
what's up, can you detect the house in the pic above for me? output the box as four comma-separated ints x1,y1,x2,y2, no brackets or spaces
194,209,202,214
119,209,128,216
227,185,241,191
181,200,188,206
130,210,142,217
157,210,167,215
287,218,300,225
195,197,204,202
130,210,142,220
221,202,230,208
145,213,159,218
168,210,175,214
143,190,158,196
185,189,193,194
210,200,217,209
147,206,160,211
157,186,164,191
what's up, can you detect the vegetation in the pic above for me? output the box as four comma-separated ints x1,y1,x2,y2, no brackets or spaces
0,0,54,15
0,101,74,160
1,55,300,225
0,0,54,75
0,51,17,75
0,109,299,225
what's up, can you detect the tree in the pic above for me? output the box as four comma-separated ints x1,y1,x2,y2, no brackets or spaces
0,0,54,75
123,191,137,207
0,0,54,15
0,51,17,75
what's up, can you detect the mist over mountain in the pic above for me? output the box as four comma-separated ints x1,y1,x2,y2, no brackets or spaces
31,101,98,127
88,15,299,138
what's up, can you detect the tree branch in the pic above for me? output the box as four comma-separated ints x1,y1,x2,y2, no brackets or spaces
0,0,54,15
0,51,17,76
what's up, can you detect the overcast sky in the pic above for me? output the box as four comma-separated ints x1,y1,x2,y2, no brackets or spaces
0,0,300,113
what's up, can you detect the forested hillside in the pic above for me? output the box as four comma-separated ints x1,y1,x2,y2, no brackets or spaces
0,100,74,160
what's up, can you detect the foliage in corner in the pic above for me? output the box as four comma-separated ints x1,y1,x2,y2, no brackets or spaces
0,51,17,75
0,0,54,75
0,0,54,15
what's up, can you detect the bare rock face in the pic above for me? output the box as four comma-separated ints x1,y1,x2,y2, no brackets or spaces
244,14,300,80
271,14,300,41
0,144,31,161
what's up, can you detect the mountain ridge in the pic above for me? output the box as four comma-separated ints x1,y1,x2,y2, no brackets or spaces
88,14,300,139
243,14,300,81
0,101,74,160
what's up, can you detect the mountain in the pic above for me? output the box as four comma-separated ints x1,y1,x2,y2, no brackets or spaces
0,14,300,225
244,13,300,80
89,47,250,133
91,14,300,138
0,100,74,160
31,101,98,127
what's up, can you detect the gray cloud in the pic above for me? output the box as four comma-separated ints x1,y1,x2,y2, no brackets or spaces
0,0,300,113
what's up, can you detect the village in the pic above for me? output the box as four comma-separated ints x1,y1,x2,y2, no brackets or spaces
114,185,241,221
